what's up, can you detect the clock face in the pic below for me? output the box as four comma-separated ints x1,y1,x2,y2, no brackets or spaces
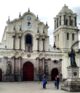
27,16,31,20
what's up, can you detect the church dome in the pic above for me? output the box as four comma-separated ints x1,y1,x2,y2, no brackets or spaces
59,4,73,14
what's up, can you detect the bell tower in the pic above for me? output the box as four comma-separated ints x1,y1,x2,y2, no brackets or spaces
54,5,79,51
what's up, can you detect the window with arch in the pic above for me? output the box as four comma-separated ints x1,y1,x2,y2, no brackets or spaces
65,19,68,25
64,15,68,26
59,16,61,25
72,33,75,41
74,17,77,26
67,33,69,40
25,34,33,52
70,19,73,26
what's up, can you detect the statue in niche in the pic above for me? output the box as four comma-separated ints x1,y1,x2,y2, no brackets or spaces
68,48,77,67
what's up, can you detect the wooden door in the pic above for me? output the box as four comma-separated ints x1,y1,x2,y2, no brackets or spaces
23,62,34,81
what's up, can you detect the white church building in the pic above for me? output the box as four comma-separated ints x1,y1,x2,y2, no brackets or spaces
0,5,80,81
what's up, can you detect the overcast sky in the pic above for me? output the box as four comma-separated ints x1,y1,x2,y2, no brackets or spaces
0,0,80,46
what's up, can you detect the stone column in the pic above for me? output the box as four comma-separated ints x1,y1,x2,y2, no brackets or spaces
38,58,41,80
42,58,45,73
18,36,22,50
54,18,56,29
63,15,66,25
3,57,8,81
12,35,16,50
13,56,16,81
60,16,61,25
38,58,40,73
19,57,22,81
69,16,71,26
36,57,39,80
11,56,16,81
42,39,45,52
44,59,49,79
14,57,22,81
56,18,58,27
61,15,64,25
73,17,75,27
36,38,39,51
10,57,15,81
58,17,60,26
44,58,46,74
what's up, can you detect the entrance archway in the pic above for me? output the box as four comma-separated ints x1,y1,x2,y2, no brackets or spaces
51,68,59,80
23,62,34,81
0,69,2,81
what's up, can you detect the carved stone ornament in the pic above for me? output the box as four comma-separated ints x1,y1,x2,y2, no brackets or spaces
27,53,31,57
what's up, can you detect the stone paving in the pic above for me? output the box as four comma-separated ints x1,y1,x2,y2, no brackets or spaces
0,82,79,93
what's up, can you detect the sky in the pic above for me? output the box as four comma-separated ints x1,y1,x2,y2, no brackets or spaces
0,0,80,46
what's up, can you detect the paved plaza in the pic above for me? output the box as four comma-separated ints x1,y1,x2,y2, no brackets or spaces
0,82,79,93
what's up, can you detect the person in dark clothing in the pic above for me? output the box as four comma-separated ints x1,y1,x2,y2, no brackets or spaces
42,74,47,89
56,75,60,89
54,76,57,87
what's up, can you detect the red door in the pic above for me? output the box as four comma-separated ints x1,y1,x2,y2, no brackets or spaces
23,62,34,81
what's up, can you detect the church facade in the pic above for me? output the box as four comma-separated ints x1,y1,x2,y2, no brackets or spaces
0,5,80,81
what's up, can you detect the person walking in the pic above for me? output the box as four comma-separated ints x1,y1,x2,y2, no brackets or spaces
42,74,47,89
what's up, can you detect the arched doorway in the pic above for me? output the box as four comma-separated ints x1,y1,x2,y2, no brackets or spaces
0,69,2,81
23,62,34,81
25,34,32,52
51,68,59,81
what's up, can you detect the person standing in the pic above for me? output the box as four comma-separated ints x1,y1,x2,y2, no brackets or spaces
54,76,57,87
56,75,60,89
